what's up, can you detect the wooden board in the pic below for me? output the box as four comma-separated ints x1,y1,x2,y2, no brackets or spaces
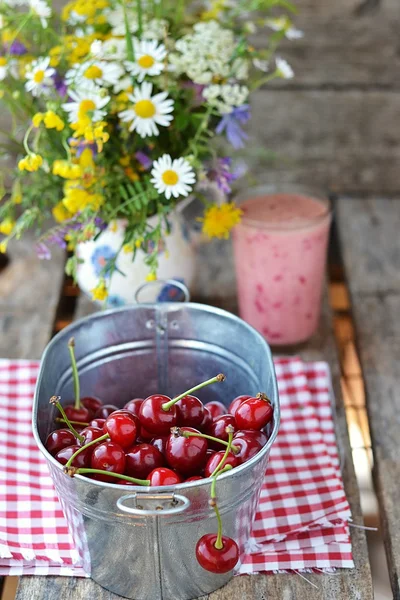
15,246,373,599
336,197,400,599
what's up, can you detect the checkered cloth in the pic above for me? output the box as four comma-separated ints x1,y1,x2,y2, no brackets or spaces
0,357,354,576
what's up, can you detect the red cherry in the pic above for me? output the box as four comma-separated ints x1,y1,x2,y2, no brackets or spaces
204,451,238,477
139,395,177,435
176,395,204,428
198,407,213,433
80,426,105,447
94,404,119,419
105,411,138,448
230,435,262,465
206,448,216,458
207,414,237,449
125,443,165,479
233,429,268,447
185,475,204,482
235,396,273,430
148,467,182,486
55,444,92,468
123,398,144,416
90,418,106,429
45,429,77,456
81,396,103,417
205,401,226,419
140,426,155,440
196,534,239,573
228,395,252,417
64,405,91,423
91,442,126,482
151,436,168,455
166,427,208,476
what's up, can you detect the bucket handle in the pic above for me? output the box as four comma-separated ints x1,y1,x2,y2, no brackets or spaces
116,493,191,516
134,278,190,304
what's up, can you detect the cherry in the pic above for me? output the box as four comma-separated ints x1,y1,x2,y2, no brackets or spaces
166,427,208,476
125,443,165,479
148,467,182,486
235,394,273,430
63,405,91,423
205,401,226,419
151,436,168,455
139,395,177,435
45,429,76,456
230,435,262,465
55,444,92,468
204,451,238,478
185,475,204,482
90,418,106,429
123,398,144,416
196,534,239,574
91,442,126,482
81,396,103,416
141,425,157,440
176,395,204,428
207,415,237,449
228,395,252,417
94,404,119,419
80,426,105,447
199,407,213,433
206,448,216,459
233,429,268,447
105,411,138,448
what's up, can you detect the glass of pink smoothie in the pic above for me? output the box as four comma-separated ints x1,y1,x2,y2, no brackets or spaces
232,187,331,345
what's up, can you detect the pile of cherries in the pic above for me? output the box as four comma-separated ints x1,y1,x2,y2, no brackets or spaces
45,338,274,574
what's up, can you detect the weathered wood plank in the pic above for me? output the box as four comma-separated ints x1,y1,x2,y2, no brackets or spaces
0,236,65,358
250,90,400,195
336,196,400,599
15,240,373,600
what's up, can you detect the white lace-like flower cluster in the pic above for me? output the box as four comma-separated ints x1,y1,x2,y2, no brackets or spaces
203,84,249,114
169,20,248,85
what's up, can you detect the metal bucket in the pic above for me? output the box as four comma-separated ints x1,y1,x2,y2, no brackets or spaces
33,302,280,600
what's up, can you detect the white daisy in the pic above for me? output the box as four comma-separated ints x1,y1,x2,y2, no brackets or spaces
62,83,110,123
66,60,124,88
151,155,196,200
25,57,55,97
90,38,127,62
275,57,294,79
265,17,303,40
29,0,51,28
125,40,166,82
118,82,173,138
0,58,8,81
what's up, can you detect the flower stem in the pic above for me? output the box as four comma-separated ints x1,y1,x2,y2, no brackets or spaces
179,429,238,454
50,396,84,443
68,468,150,486
22,124,34,155
68,338,81,410
162,374,226,412
65,432,109,468
55,417,89,426
122,0,135,61
136,0,143,37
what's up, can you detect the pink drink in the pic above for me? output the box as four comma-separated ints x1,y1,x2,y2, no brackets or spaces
232,192,331,345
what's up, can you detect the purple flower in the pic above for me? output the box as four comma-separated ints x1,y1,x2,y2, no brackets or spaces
207,157,237,195
35,242,51,260
216,105,251,149
52,72,68,98
135,150,152,170
75,141,97,158
8,41,27,56
181,81,206,106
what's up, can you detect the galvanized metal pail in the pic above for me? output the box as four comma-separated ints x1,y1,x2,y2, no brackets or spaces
33,302,280,600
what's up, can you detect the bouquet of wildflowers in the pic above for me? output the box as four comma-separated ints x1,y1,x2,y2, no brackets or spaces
0,0,299,299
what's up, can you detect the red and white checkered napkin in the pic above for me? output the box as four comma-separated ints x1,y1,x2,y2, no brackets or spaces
0,357,354,577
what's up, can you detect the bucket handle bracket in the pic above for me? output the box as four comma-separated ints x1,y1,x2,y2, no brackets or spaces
116,493,190,516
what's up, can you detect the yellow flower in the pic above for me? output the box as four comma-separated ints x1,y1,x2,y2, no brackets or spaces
0,57,7,67
49,45,63,67
52,201,72,223
0,218,15,236
32,112,44,128
0,241,8,254
44,111,65,131
201,0,227,20
91,279,108,301
65,233,76,251
62,186,104,214
200,203,243,239
124,167,139,182
18,153,43,172
146,272,157,282
52,160,82,179
123,243,133,253
110,221,118,232
135,238,143,248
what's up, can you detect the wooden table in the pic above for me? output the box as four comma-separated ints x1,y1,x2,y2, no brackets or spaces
2,198,391,600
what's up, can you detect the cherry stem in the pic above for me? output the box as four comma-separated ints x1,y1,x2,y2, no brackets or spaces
50,396,84,443
256,392,271,404
178,429,239,454
65,432,109,468
210,429,234,478
55,417,89,427
67,468,150,486
214,503,224,550
68,337,81,410
161,373,226,412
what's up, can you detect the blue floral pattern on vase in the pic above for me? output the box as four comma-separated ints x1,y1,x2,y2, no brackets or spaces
106,294,126,307
91,245,117,278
